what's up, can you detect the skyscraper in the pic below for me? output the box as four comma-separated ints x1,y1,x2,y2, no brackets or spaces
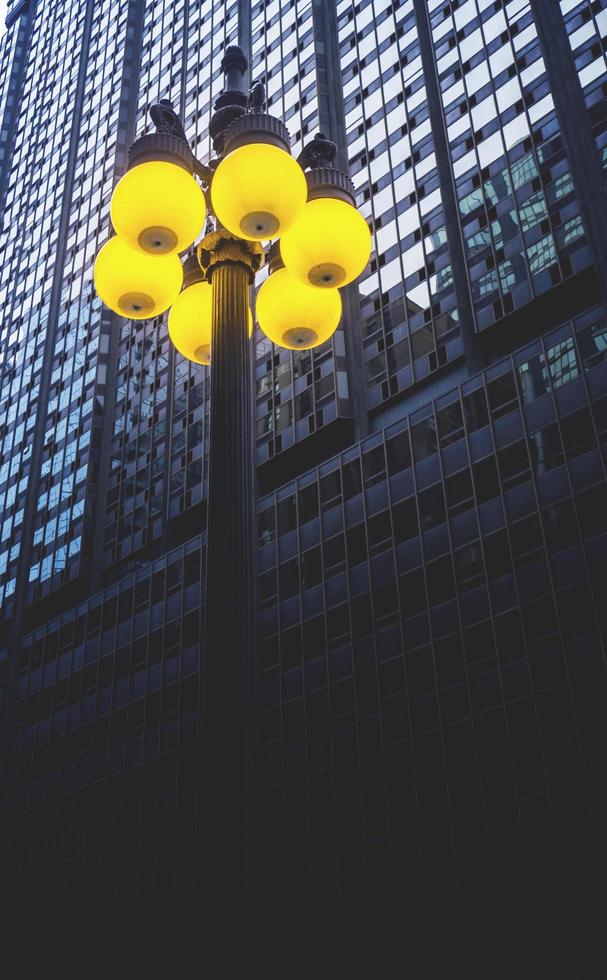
1,0,607,960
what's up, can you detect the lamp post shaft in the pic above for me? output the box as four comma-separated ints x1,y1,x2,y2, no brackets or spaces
200,231,262,919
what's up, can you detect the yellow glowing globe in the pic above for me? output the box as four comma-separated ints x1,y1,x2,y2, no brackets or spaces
256,267,342,350
169,280,213,365
94,236,183,319
211,143,307,241
280,196,371,288
110,160,206,255
168,280,254,365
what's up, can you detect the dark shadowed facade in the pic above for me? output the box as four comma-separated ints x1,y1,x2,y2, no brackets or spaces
0,0,607,965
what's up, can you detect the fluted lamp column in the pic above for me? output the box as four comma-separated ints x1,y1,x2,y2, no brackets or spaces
197,229,263,917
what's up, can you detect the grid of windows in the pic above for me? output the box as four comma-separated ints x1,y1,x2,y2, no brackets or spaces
254,334,351,464
184,0,241,155
0,12,26,182
255,303,607,913
28,1,136,600
106,317,171,565
0,0,90,618
1,538,203,914
337,0,464,411
4,306,607,916
252,0,319,156
136,0,185,120
560,0,607,169
252,0,352,466
429,0,591,330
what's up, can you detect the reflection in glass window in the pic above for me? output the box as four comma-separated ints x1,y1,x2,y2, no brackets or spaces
545,336,579,389
577,317,607,371
517,353,549,404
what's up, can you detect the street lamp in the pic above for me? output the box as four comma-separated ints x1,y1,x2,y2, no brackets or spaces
92,45,371,920
94,52,370,356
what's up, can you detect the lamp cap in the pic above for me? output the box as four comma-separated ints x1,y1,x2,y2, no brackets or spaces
128,132,194,173
306,167,356,205
223,113,292,155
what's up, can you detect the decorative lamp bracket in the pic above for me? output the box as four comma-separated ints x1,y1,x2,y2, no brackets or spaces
248,81,266,114
150,100,189,140
197,230,263,284
297,132,337,171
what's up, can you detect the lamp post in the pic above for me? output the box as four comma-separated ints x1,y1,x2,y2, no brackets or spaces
93,45,371,920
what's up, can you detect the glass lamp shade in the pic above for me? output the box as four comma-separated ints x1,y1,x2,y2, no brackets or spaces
168,280,254,365
94,236,183,320
256,266,342,350
211,143,307,241
110,160,206,255
168,280,213,365
280,196,371,288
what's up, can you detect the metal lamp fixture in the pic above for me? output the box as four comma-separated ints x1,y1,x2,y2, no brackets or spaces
92,50,371,361
90,45,372,920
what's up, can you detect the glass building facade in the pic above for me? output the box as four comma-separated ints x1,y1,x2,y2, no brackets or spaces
0,0,606,955
339,0,466,406
427,0,591,330
561,0,607,169
252,0,354,470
